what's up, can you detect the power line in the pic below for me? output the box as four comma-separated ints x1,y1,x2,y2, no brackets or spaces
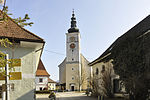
44,49,93,60
44,50,65,56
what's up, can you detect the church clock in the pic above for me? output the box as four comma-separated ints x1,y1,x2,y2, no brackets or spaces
70,43,75,49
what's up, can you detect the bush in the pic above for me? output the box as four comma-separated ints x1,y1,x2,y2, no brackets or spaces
36,90,53,94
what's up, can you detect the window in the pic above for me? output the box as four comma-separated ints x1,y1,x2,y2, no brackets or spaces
72,68,74,70
39,78,43,83
101,65,105,73
70,37,75,42
40,87,42,91
96,68,99,75
72,58,74,61
72,77,74,80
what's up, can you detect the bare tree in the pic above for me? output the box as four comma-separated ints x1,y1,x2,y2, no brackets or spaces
90,73,101,96
101,66,114,97
75,67,88,91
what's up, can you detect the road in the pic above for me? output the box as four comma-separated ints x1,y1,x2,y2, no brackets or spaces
36,92,97,100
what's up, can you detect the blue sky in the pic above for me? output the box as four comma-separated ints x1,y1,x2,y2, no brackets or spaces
2,0,150,81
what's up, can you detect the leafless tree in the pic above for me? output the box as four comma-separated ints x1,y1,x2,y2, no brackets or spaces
101,66,114,97
75,67,88,91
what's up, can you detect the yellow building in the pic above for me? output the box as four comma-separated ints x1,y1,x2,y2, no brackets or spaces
48,78,56,90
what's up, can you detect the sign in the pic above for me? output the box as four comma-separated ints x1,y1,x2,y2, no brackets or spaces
9,72,22,80
9,59,21,67
0,72,22,80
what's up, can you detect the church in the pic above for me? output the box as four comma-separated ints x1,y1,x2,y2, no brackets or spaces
58,11,91,91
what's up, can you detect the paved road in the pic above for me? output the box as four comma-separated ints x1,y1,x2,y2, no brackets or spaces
36,92,97,100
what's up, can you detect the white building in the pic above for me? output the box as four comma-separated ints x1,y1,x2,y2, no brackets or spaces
35,60,50,91
0,10,45,100
58,11,91,91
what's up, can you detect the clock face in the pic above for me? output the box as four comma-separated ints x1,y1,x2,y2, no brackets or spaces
70,43,75,49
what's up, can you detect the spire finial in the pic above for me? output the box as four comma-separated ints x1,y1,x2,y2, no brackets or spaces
72,9,74,14
72,9,75,17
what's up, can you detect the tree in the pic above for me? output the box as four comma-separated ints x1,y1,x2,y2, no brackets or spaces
101,65,114,98
90,73,101,96
111,35,150,100
0,6,33,27
0,38,12,74
75,67,88,91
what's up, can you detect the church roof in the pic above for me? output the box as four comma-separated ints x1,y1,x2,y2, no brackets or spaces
36,60,50,76
89,14,150,66
0,10,45,43
48,78,56,83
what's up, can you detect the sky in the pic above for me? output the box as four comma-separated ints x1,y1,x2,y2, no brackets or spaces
1,0,150,81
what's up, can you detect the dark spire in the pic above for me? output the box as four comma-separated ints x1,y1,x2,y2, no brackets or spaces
68,10,79,33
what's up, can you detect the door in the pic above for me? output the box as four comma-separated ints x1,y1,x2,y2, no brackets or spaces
113,79,120,93
71,86,74,91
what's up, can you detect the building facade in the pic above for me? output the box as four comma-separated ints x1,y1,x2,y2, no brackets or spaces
0,10,45,100
89,14,150,97
59,11,91,91
48,78,56,90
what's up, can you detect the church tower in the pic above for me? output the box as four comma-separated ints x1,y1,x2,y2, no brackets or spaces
65,11,82,91
59,11,91,91
66,10,81,63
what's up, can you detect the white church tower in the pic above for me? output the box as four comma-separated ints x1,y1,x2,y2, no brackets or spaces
59,11,91,91
66,11,82,91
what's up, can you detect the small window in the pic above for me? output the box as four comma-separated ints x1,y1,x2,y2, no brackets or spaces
40,87,42,91
96,68,99,75
70,37,75,42
72,58,74,61
101,65,105,73
72,68,74,70
39,78,43,83
72,77,74,80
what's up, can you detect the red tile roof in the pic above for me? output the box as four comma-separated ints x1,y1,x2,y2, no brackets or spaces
36,60,50,76
0,10,45,43
48,78,56,83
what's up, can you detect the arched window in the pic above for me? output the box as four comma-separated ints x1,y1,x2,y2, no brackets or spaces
72,76,74,80
96,68,99,75
101,65,105,73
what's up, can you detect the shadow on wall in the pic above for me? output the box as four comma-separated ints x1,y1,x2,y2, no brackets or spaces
0,47,34,59
16,89,35,100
